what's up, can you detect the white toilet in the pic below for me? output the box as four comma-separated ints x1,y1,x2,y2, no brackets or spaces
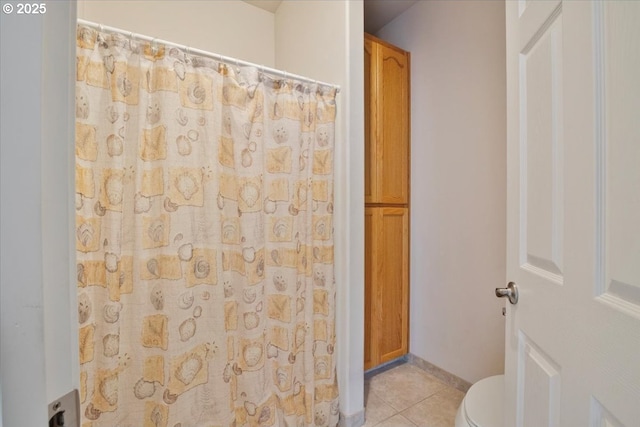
454,374,504,427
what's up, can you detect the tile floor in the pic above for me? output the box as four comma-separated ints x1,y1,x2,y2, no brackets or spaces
363,363,466,427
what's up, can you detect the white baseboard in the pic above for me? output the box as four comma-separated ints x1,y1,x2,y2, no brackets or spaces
339,409,365,427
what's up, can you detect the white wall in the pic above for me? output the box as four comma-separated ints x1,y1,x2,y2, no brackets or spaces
377,0,507,384
1,2,77,426
77,0,276,66
275,1,365,422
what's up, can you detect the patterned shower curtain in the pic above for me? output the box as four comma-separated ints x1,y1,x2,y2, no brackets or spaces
75,25,339,427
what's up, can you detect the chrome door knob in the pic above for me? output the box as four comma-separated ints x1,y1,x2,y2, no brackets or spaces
496,281,518,305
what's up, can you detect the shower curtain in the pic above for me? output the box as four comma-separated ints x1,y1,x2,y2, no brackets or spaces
75,25,339,427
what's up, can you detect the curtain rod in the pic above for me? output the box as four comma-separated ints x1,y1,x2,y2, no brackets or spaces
77,19,341,93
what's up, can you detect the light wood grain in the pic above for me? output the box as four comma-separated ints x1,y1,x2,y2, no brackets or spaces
376,43,409,204
364,34,410,370
365,33,409,205
364,208,376,371
364,37,377,204
365,207,409,369
376,207,409,363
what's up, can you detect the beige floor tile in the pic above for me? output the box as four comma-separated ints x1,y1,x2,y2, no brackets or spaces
364,389,397,426
401,390,462,427
374,414,417,427
369,364,448,412
436,386,466,407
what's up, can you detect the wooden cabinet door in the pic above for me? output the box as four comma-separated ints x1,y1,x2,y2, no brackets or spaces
364,208,375,370
367,36,410,204
365,35,410,370
375,207,409,363
365,207,409,369
364,37,377,204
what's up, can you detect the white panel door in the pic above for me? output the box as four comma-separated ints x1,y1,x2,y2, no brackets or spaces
505,1,640,426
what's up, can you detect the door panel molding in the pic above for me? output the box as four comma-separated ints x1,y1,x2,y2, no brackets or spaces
593,0,640,318
517,332,561,427
518,4,564,284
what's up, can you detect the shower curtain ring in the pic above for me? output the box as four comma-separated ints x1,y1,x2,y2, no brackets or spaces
128,31,136,49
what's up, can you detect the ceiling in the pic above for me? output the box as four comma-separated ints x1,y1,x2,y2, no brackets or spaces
242,0,418,34
243,0,282,13
363,0,418,34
